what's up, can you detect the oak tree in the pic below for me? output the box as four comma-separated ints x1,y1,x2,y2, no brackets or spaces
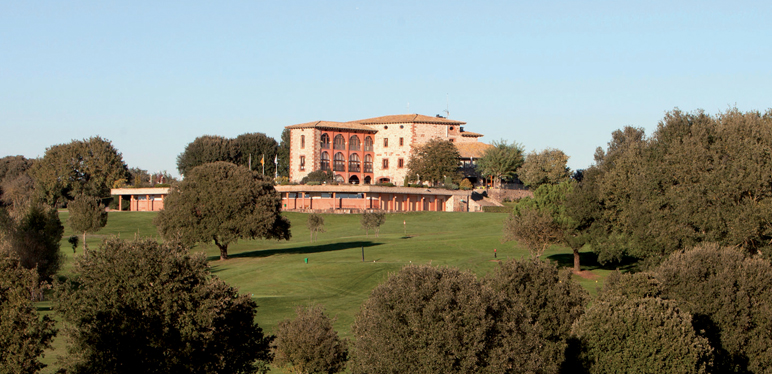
67,194,108,257
406,138,461,186
307,214,325,242
475,140,525,188
272,305,348,374
155,162,291,260
53,237,272,374
0,204,64,283
516,148,570,188
360,211,385,237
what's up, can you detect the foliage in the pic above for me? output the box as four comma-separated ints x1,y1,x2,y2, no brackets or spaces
486,259,588,373
176,133,279,177
360,211,385,237
572,295,713,374
127,168,177,187
0,155,36,208
0,204,63,283
351,265,547,374
278,128,291,178
459,178,473,190
53,237,272,374
654,243,772,373
503,205,562,257
302,170,335,184
272,305,348,374
476,140,525,187
307,214,325,242
30,136,129,206
406,138,461,186
482,205,512,213
0,256,57,374
155,162,291,260
516,148,570,188
67,235,78,253
573,108,772,265
67,194,108,256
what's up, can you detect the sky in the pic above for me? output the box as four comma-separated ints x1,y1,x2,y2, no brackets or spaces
2,1,770,178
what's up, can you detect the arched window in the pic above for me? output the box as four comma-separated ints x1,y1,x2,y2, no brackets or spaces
349,153,361,172
364,136,373,151
320,152,330,170
333,135,345,150
364,154,373,173
321,134,330,149
333,152,346,171
349,135,361,151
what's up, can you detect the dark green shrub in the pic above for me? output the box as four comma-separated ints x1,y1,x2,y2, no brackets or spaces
482,206,512,213
272,305,348,374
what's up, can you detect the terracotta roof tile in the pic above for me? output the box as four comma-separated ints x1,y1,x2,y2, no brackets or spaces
356,114,466,125
285,121,377,132
460,131,484,137
455,142,493,158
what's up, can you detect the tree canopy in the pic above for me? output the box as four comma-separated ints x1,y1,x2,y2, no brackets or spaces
0,204,63,283
0,155,36,208
475,140,524,187
176,133,278,177
67,194,108,256
351,264,547,374
406,138,461,186
516,148,570,188
272,305,348,374
30,136,129,205
571,108,772,265
277,128,291,178
53,237,272,374
0,256,57,374
156,162,290,260
361,211,385,237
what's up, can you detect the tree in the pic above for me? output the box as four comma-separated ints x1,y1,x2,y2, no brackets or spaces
486,259,588,374
653,243,772,373
0,204,64,283
503,206,562,258
272,305,348,374
233,133,279,173
307,214,325,242
67,194,108,257
517,148,570,188
475,140,525,188
30,136,129,206
406,138,461,186
572,295,713,374
176,135,235,177
155,162,291,260
351,265,547,374
278,129,291,178
0,256,57,374
302,170,335,184
360,211,385,237
53,237,272,374
0,155,36,208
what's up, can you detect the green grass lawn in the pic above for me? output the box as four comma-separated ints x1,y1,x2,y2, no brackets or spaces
41,210,623,373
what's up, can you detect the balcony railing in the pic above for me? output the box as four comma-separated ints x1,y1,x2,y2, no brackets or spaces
349,162,361,173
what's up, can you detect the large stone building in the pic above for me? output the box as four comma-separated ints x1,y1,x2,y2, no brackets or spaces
286,114,489,185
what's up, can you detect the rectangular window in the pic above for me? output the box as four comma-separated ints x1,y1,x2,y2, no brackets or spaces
382,158,389,169
399,137,404,146
383,138,388,147
301,135,305,149
299,156,305,171
398,158,404,168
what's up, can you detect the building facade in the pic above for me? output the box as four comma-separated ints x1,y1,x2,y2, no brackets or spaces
287,114,488,185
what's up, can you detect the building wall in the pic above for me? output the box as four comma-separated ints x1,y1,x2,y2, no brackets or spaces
289,128,319,182
370,122,413,185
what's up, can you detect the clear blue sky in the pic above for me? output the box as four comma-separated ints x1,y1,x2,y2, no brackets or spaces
2,1,770,178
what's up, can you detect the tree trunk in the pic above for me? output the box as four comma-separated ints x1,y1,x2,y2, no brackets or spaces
83,231,89,258
573,247,581,273
214,238,228,260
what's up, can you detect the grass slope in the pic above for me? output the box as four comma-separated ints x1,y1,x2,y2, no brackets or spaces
42,210,619,372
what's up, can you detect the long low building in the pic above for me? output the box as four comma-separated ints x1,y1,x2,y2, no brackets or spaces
111,187,170,211
274,185,481,213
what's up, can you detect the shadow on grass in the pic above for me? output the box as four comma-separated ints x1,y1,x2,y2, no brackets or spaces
207,241,383,262
546,251,640,273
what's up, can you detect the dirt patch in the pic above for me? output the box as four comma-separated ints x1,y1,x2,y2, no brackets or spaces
573,270,599,280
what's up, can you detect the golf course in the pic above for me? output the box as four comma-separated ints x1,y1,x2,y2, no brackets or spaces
40,209,619,372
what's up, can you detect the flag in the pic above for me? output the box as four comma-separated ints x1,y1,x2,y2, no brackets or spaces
260,155,264,165
274,154,278,165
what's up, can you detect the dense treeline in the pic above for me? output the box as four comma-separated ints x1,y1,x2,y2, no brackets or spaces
568,108,772,265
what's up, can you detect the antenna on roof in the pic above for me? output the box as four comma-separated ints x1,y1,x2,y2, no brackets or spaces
443,93,449,118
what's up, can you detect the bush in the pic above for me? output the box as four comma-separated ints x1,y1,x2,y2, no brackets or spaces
375,182,395,187
53,238,272,374
272,305,348,374
351,265,547,374
573,295,713,374
0,204,64,283
459,179,473,190
302,170,335,184
487,259,588,374
0,256,57,374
